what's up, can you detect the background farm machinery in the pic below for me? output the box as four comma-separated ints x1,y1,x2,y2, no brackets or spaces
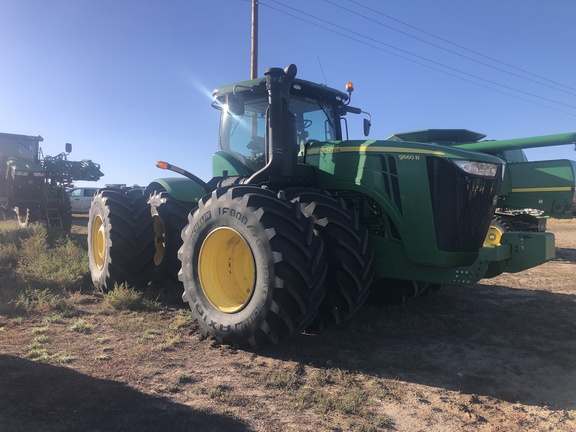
0,132,103,231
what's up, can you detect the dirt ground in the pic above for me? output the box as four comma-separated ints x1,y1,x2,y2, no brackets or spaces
0,218,575,431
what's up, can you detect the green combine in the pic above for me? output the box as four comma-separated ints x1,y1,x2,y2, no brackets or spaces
88,65,556,347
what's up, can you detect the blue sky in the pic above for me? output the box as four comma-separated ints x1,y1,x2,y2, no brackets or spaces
1,0,575,187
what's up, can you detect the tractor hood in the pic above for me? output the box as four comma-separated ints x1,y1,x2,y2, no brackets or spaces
388,129,576,153
306,138,505,166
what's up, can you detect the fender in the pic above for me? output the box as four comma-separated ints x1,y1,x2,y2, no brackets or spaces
145,177,207,203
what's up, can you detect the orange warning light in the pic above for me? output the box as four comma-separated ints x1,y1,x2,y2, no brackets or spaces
156,161,169,170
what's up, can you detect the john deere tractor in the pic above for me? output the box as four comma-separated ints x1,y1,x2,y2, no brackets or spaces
388,129,576,245
88,65,555,347
0,132,103,231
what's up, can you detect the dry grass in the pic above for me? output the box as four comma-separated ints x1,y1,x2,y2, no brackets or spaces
0,218,575,432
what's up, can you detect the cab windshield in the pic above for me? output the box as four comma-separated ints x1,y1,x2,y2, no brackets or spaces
219,94,337,171
0,139,36,163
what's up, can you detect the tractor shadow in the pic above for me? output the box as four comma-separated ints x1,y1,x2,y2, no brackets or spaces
261,283,576,410
0,355,251,432
554,247,576,264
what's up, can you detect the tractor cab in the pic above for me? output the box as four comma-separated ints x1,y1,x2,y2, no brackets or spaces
211,77,363,177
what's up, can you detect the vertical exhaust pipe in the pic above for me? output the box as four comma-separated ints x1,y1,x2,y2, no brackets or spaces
246,64,298,185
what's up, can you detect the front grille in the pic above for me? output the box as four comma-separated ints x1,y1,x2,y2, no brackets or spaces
427,158,502,252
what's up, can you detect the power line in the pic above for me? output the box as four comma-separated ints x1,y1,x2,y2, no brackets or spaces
261,0,576,116
346,0,576,94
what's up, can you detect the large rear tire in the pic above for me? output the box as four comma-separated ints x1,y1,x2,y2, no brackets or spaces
178,186,327,348
148,190,196,281
88,189,155,292
285,188,373,330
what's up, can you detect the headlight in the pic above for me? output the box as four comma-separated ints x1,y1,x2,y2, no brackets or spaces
14,171,28,176
32,172,45,177
452,159,499,178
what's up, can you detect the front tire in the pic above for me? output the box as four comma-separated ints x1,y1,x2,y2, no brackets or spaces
483,215,512,247
88,189,155,292
178,186,327,348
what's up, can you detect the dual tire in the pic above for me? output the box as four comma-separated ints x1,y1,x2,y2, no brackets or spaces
88,189,155,292
147,190,196,282
284,188,374,330
87,184,375,347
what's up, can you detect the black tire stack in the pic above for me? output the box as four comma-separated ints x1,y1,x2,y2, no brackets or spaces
88,188,155,293
284,188,374,329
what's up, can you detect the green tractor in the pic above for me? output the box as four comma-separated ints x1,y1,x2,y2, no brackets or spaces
0,132,103,231
88,65,555,347
388,129,576,245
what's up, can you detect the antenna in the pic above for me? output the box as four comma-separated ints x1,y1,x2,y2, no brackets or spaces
317,56,328,84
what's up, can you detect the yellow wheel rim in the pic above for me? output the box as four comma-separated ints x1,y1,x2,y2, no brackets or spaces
91,215,106,270
152,215,166,266
483,225,503,247
198,227,256,313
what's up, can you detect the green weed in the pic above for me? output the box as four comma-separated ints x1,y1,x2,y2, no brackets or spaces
139,328,161,343
104,283,160,312
157,327,181,351
69,319,91,334
12,289,77,317
18,228,88,289
0,221,88,317
261,363,303,390
54,351,75,364
26,347,75,364
26,347,52,361
33,335,50,344
44,314,65,324
208,384,233,401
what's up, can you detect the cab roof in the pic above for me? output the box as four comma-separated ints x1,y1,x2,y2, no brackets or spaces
212,77,349,106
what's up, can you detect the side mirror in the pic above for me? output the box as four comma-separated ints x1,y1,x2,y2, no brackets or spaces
226,93,244,116
65,143,72,153
363,118,371,137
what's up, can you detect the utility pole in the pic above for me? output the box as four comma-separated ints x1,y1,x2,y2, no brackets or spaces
251,0,258,79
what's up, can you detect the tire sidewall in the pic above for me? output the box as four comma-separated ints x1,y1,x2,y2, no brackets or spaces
180,197,275,341
87,194,110,290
